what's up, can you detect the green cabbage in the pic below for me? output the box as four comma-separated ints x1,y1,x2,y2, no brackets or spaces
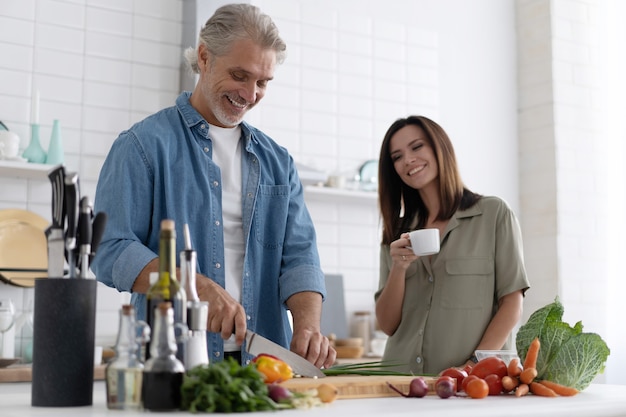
515,297,610,391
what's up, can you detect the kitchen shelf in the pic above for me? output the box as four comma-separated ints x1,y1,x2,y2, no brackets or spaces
304,185,377,204
0,160,52,180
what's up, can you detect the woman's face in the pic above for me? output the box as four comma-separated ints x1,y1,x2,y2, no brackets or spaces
389,124,439,190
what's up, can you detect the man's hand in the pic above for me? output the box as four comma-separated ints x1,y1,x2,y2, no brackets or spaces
196,276,247,345
290,327,337,369
287,291,336,369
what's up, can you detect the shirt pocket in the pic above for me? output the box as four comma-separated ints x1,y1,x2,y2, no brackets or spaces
440,258,494,309
254,184,289,249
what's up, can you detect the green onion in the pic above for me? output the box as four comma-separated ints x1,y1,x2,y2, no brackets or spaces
322,360,416,376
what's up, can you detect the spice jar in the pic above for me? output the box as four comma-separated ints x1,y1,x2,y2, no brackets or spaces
351,311,373,356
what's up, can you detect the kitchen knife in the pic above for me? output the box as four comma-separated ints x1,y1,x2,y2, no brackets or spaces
89,211,107,263
245,330,325,378
45,226,65,277
64,172,80,278
47,165,66,229
46,165,66,277
77,196,92,278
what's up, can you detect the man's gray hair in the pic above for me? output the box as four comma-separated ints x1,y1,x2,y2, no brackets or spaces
184,3,287,73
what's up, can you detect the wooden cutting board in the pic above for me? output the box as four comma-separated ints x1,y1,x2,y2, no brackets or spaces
0,364,105,383
279,375,440,399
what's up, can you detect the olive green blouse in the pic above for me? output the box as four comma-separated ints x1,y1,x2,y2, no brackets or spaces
375,196,530,375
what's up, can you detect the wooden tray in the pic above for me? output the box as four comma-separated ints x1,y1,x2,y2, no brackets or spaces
0,364,105,383
279,375,440,399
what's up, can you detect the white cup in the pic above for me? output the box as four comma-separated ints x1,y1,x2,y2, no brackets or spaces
0,131,20,159
409,228,440,256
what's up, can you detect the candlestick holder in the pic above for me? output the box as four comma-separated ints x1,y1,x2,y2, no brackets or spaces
22,123,47,163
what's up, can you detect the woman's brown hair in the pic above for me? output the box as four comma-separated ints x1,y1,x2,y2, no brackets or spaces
377,115,481,244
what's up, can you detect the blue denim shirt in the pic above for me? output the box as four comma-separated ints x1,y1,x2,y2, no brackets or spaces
92,92,325,362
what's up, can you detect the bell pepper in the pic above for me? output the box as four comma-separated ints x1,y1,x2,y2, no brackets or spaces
252,353,294,383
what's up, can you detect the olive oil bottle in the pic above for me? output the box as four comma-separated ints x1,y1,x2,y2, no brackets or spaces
145,219,186,361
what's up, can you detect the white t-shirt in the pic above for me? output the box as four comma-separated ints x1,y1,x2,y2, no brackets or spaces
209,124,244,352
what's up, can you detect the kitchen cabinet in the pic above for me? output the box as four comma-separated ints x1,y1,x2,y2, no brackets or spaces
1,381,626,416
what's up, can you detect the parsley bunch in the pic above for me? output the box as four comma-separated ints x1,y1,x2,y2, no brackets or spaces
180,358,283,413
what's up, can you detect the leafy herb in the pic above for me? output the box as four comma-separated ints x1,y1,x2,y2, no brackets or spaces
180,358,289,413
515,297,610,391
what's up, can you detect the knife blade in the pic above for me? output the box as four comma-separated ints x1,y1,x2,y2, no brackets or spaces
245,330,325,378
45,226,65,277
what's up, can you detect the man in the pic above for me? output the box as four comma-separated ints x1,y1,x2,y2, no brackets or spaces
92,4,335,368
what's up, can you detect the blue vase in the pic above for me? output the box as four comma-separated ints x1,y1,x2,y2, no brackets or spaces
45,119,64,165
22,124,47,163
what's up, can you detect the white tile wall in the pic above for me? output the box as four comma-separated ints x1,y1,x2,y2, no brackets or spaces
0,0,183,355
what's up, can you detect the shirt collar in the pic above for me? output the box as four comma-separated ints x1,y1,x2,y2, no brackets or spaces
176,91,257,147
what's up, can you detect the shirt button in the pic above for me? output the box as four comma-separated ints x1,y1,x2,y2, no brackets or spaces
246,315,251,321
247,192,253,198
204,147,209,153
415,356,422,364
215,263,221,269
201,124,206,129
428,276,433,282
213,180,219,187
214,352,221,357
215,220,220,226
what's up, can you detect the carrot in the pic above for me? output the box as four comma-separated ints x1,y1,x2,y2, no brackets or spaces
538,380,579,397
515,383,529,397
523,337,540,370
507,357,522,377
530,381,558,397
501,375,519,392
519,367,538,385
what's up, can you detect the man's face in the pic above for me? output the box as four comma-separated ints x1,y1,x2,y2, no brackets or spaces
193,38,277,127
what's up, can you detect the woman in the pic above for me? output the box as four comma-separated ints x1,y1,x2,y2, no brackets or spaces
374,115,530,375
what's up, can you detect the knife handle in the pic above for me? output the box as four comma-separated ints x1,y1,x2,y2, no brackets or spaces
64,172,80,250
90,211,107,260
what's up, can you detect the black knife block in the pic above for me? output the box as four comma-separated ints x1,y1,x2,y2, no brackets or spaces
31,278,97,407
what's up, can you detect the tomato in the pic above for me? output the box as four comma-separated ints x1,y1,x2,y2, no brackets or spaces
461,374,480,392
465,378,489,399
469,356,507,379
484,373,503,396
439,368,467,390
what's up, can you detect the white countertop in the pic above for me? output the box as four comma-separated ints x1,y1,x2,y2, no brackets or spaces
1,381,626,417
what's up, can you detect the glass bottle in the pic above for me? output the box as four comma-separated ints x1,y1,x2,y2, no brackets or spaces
142,302,186,411
45,119,64,165
145,219,186,361
105,304,149,410
180,223,209,369
22,123,46,163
